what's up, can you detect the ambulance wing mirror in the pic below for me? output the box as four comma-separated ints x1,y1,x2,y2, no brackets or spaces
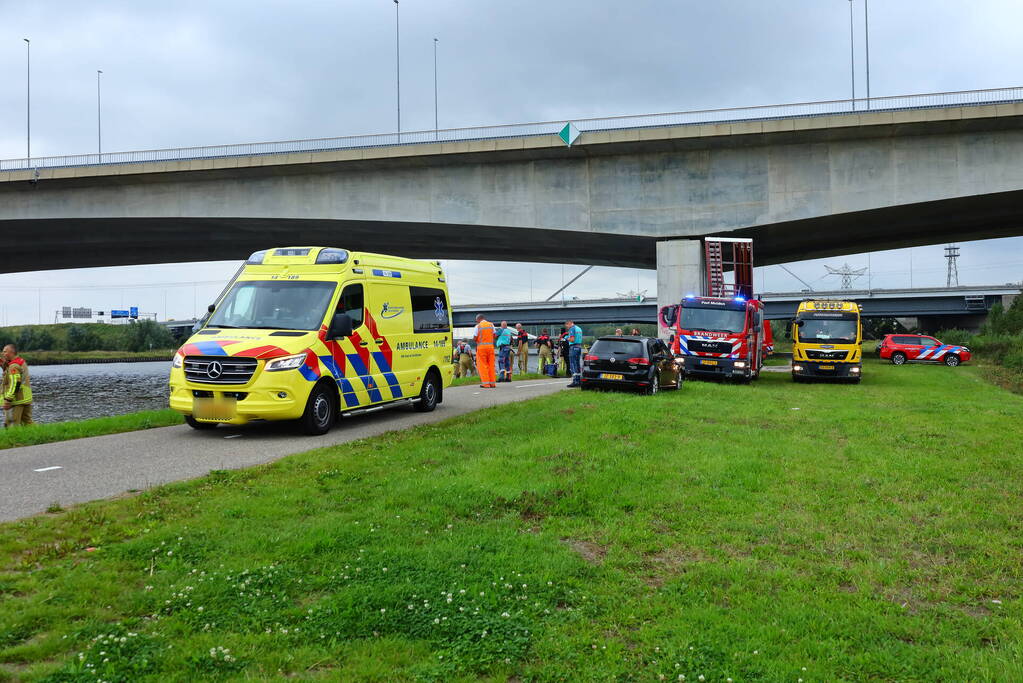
327,313,354,339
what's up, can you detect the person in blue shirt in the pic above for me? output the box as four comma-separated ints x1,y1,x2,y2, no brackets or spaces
495,320,515,382
564,319,583,387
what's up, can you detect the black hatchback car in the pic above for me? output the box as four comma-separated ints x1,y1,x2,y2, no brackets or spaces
581,336,682,394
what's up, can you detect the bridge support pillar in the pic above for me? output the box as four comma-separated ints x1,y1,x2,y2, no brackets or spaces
656,239,704,338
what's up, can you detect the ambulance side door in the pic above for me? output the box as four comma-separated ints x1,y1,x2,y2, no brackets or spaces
408,285,451,379
330,281,378,408
364,282,414,400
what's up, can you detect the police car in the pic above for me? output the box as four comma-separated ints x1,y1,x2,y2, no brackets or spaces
877,334,972,367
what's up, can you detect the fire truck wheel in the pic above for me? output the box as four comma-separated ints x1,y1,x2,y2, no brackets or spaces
185,415,218,431
891,352,907,365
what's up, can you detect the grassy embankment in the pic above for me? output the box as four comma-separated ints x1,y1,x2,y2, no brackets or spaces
2,361,1022,680
0,410,183,451
21,350,176,365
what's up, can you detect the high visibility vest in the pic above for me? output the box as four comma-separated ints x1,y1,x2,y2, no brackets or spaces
475,321,495,348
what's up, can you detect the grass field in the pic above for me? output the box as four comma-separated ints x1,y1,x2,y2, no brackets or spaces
0,410,183,451
1,360,1021,681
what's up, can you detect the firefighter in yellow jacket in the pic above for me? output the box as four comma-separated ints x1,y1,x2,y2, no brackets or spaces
3,344,33,426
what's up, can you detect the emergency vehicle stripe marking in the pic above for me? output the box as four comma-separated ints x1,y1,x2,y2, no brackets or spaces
319,355,359,407
299,364,320,382
370,351,403,398
187,341,230,356
233,344,291,359
345,354,383,403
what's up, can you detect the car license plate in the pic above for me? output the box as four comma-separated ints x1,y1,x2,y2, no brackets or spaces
700,359,718,366
193,396,236,420
819,365,835,371
600,373,624,380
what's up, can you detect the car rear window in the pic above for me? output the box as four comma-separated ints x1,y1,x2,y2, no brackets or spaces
591,340,644,357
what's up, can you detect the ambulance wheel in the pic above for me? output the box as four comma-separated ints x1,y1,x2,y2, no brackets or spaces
891,352,907,365
185,415,218,431
301,382,337,435
944,354,960,367
414,371,440,412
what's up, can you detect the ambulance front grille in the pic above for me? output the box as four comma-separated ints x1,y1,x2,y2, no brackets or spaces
184,356,258,384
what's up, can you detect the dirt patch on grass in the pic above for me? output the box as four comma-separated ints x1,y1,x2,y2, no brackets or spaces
564,538,607,565
642,546,709,586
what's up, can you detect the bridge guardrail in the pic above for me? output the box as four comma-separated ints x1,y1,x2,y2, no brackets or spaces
3,86,1023,172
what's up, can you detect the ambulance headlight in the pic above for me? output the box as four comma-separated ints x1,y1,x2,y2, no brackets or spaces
265,353,307,372
171,352,184,369
247,249,268,265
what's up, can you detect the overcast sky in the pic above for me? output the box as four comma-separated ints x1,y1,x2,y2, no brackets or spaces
1,1,1022,324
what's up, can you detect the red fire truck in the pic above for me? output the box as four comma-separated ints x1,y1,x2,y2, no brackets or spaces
658,238,773,382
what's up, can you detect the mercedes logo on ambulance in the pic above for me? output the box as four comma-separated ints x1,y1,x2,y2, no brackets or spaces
206,361,223,380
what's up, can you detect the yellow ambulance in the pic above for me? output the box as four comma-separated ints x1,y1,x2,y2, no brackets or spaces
169,247,454,434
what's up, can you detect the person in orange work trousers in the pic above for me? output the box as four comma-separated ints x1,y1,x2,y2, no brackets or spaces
473,315,497,388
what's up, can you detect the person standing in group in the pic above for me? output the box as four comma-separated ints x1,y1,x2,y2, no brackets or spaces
473,315,497,388
564,320,584,387
0,355,7,427
535,328,554,375
558,328,571,377
495,321,514,382
454,339,472,378
2,344,33,426
615,328,624,336
630,327,642,336
514,323,530,375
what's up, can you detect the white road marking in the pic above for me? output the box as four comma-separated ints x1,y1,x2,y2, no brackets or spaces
472,392,480,395
224,434,242,439
516,382,569,388
33,466,63,472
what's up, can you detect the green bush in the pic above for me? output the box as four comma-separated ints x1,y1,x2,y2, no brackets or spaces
66,324,101,351
934,328,974,348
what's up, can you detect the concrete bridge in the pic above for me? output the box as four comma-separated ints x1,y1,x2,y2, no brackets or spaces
450,285,1021,332
3,87,1023,308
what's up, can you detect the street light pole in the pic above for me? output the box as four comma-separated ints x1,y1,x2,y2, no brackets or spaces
848,0,855,110
864,0,871,108
394,0,401,136
433,37,439,139
97,70,103,158
24,38,30,163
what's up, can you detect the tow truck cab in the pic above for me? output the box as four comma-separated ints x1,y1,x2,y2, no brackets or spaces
168,246,454,434
790,300,862,383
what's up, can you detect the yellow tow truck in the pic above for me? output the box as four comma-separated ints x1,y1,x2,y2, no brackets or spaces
790,300,862,383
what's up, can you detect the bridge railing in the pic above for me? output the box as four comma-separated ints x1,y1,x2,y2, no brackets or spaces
3,86,1023,172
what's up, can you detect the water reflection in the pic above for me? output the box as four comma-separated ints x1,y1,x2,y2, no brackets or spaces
27,361,170,423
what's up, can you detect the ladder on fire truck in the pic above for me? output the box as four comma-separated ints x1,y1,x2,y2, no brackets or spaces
704,238,754,299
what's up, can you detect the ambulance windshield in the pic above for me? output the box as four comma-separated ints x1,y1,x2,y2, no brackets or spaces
206,280,337,332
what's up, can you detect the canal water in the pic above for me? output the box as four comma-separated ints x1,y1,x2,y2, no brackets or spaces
26,361,171,423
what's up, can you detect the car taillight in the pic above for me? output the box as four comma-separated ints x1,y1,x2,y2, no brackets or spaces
584,354,599,362
627,357,650,365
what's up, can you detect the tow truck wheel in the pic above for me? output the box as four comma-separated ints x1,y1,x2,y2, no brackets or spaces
414,371,440,412
301,382,337,435
891,352,907,366
185,415,218,431
944,354,961,367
